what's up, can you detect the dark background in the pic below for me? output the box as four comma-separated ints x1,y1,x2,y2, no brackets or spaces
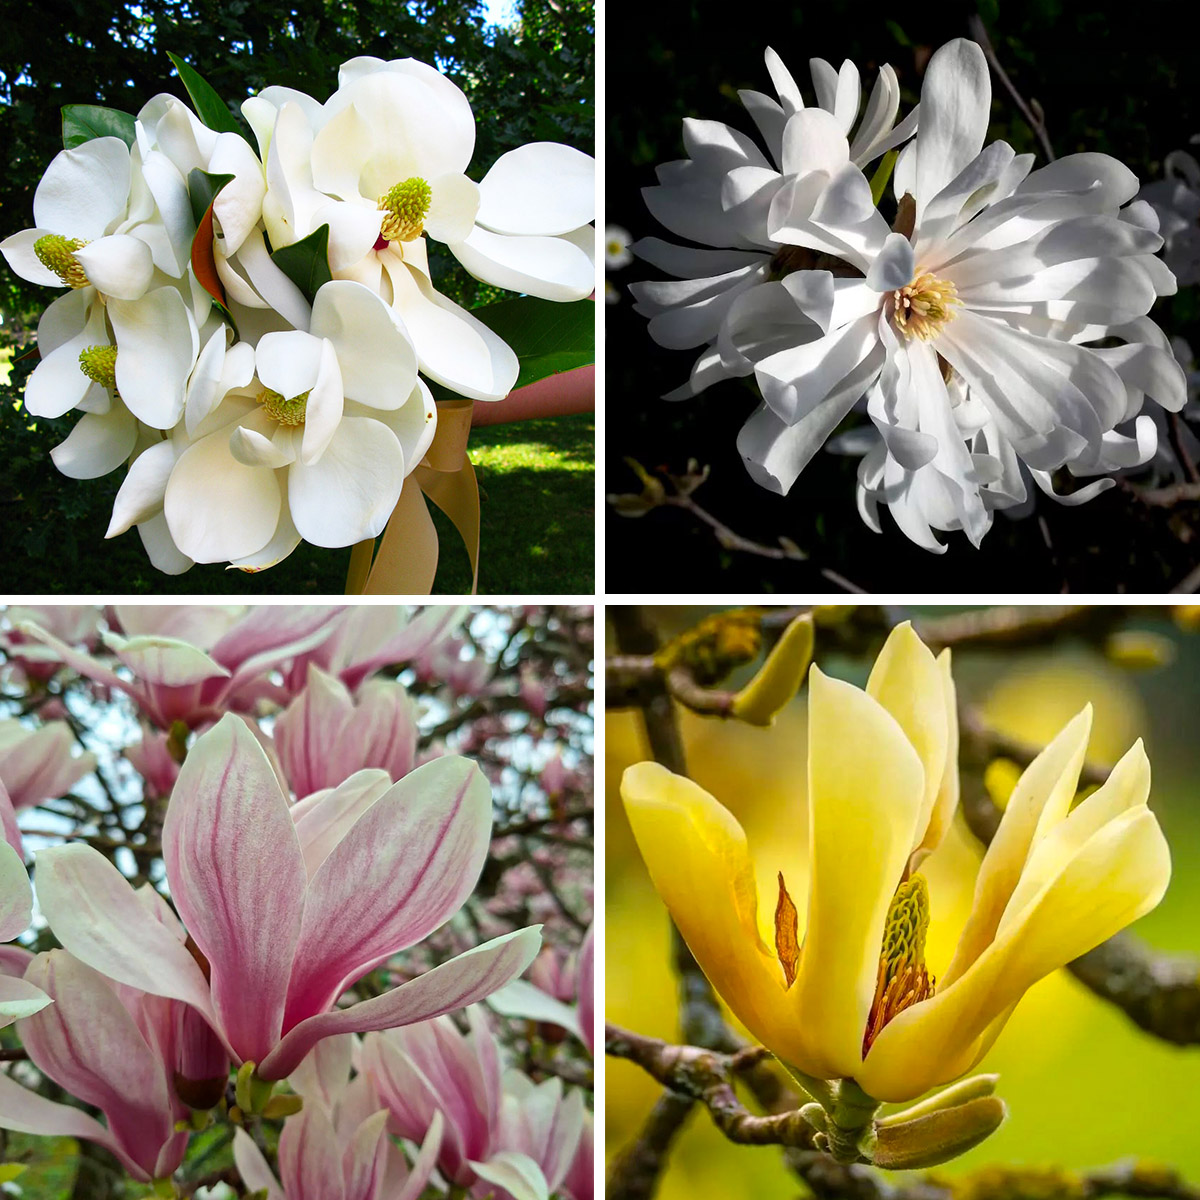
0,0,593,593
605,0,1200,594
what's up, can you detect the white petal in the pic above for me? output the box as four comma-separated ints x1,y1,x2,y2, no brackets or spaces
237,225,312,331
25,295,107,419
228,504,302,571
450,226,596,302
300,339,344,465
50,408,138,479
256,330,324,398
782,108,850,178
476,143,594,236
360,377,437,475
137,511,194,575
288,416,404,546
74,234,154,300
231,425,295,469
210,132,267,255
34,138,131,241
109,286,199,428
865,232,915,291
424,173,481,244
0,228,68,287
106,440,177,536
185,326,234,437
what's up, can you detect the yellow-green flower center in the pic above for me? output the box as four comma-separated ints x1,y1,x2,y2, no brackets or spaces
864,874,935,1055
34,233,91,289
378,177,433,242
892,272,960,342
259,387,310,427
79,344,118,390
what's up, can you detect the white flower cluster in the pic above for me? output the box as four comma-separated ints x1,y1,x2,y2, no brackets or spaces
1140,140,1200,287
2,57,595,573
634,39,1185,552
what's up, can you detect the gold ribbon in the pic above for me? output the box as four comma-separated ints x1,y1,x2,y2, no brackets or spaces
346,398,480,595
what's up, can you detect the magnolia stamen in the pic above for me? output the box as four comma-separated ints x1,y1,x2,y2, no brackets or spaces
863,875,935,1056
79,344,118,391
378,177,433,243
34,233,91,289
892,272,960,342
259,387,311,427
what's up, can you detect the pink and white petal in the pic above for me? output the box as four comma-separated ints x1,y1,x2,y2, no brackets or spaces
395,1110,445,1200
310,280,419,410
300,339,345,466
290,771,395,876
279,1104,348,1200
274,663,356,796
577,923,594,1055
0,785,20,853
343,1109,391,1200
0,842,33,944
0,972,51,1028
164,424,282,563
384,259,518,401
106,440,177,537
33,844,217,1018
52,407,138,480
210,606,347,684
470,1152,550,1200
101,629,228,688
260,927,543,1080
233,1128,286,1200
1,227,73,287
424,172,481,244
34,137,131,240
74,233,154,300
476,144,593,237
287,1030,355,1112
288,416,404,547
163,714,308,1064
355,679,419,780
0,1071,124,1167
450,227,596,302
283,756,494,1023
109,286,199,429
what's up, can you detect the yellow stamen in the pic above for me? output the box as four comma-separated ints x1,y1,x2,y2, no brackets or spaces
892,272,960,342
864,875,935,1055
378,177,433,242
259,387,310,427
34,233,91,288
79,344,118,390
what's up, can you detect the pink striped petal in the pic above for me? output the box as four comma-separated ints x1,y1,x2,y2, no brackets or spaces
0,721,96,810
562,1114,593,1200
103,630,230,687
163,713,307,1064
0,781,21,854
212,605,347,697
34,844,216,1022
0,842,32,943
291,771,394,878
338,607,468,691
355,679,418,780
274,664,358,797
576,923,594,1056
0,972,52,1028
288,1031,355,1112
0,1070,125,1171
233,1128,285,1199
282,756,493,1026
280,1102,348,1200
20,952,188,1182
261,927,542,1080
395,1110,444,1200
343,1109,391,1200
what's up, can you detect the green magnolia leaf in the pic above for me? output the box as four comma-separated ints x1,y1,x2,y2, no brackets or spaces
271,225,334,305
186,168,234,227
472,297,595,390
166,51,243,136
61,104,136,150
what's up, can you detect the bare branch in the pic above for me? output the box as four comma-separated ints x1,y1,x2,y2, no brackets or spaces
968,12,1055,162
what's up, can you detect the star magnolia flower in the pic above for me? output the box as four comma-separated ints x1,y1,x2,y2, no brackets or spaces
632,47,919,399
621,622,1171,1103
235,1033,443,1200
35,715,541,1081
0,717,97,809
274,664,417,798
0,782,52,1028
0,950,228,1182
742,39,1185,551
243,56,595,401
1140,143,1200,286
361,1006,587,1200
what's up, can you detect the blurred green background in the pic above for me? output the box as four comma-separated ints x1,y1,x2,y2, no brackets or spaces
606,604,1200,1197
0,0,594,593
605,0,1200,592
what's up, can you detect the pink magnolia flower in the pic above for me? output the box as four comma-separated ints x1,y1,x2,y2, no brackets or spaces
528,945,577,1003
274,665,417,798
0,604,102,684
413,634,494,697
35,714,541,1081
19,605,347,730
576,923,594,1057
124,726,180,800
0,718,97,810
561,1111,593,1200
234,1034,442,1200
1,781,52,1028
362,1007,587,1200
0,950,218,1183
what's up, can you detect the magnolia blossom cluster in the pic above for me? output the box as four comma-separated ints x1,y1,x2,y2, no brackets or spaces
0,604,595,1192
1,58,596,574
634,40,1187,552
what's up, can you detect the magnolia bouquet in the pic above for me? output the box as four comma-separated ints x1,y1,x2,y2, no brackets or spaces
2,55,596,589
630,38,1187,553
0,603,594,1196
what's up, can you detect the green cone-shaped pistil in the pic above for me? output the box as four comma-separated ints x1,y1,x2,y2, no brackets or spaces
259,387,310,427
34,233,91,288
79,344,118,390
378,177,433,242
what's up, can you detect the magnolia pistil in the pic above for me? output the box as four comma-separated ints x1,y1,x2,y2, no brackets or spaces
863,874,935,1055
34,233,91,288
259,386,311,427
892,272,960,342
379,177,433,242
79,344,118,391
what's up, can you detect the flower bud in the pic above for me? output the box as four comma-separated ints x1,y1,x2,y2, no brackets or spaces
731,613,814,727
871,1095,1008,1170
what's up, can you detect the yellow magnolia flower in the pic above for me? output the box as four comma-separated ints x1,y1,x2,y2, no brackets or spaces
621,623,1171,1108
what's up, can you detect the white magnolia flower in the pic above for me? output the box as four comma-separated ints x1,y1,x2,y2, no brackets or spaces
741,38,1185,552
1139,144,1200,286
631,47,919,399
102,280,432,570
243,56,595,402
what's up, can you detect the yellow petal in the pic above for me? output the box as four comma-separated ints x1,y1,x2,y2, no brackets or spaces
794,667,926,1080
619,761,809,1067
860,803,1170,1101
942,707,1092,986
867,622,950,855
999,739,1150,936
730,613,814,727
914,649,960,863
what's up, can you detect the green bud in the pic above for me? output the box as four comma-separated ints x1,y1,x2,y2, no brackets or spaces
871,1095,1008,1170
798,1102,828,1134
234,1060,256,1113
876,1073,1000,1128
263,1093,304,1119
